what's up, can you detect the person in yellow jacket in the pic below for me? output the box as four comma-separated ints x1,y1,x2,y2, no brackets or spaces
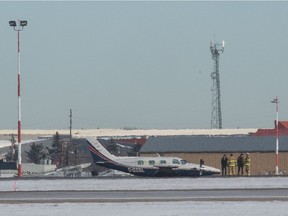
245,153,251,176
228,154,236,176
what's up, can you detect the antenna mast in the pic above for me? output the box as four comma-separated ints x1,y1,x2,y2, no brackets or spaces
210,39,224,129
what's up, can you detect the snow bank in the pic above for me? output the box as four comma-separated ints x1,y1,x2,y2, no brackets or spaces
0,201,287,216
0,141,11,148
1,177,288,215
1,177,287,192
0,128,257,137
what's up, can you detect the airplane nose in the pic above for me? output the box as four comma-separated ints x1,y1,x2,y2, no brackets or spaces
212,168,221,174
206,167,221,175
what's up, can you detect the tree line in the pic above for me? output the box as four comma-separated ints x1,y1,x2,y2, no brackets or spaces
6,132,65,166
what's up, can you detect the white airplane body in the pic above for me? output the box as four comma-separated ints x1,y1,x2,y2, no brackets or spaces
87,137,220,177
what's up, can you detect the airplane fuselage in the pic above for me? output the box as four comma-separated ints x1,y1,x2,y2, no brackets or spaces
88,137,220,177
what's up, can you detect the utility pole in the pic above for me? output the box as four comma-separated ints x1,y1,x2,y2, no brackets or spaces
210,39,225,129
69,109,72,140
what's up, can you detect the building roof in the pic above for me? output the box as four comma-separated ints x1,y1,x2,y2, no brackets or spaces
251,121,288,136
140,135,288,153
279,121,288,129
252,128,288,136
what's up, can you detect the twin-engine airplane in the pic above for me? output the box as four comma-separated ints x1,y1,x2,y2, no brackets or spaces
87,137,220,177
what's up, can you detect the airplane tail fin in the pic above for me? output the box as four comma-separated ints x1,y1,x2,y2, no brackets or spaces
87,137,116,164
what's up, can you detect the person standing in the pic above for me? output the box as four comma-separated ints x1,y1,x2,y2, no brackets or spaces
221,154,228,176
228,153,236,176
237,153,245,176
245,153,251,176
200,159,204,168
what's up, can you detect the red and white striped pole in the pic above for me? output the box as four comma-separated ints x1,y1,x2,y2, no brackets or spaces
9,20,27,177
17,28,22,177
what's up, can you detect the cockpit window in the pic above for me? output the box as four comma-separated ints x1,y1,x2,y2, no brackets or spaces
180,160,187,165
172,159,180,164
137,160,144,165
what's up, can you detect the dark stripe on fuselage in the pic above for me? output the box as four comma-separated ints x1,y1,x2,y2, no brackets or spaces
89,145,114,164
88,141,159,176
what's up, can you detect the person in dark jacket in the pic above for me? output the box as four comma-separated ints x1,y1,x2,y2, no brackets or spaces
237,153,245,176
221,154,228,176
200,159,204,168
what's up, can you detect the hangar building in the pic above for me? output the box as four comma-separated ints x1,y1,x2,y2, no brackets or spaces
139,135,288,176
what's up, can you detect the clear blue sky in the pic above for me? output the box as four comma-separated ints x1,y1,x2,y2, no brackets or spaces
0,1,287,130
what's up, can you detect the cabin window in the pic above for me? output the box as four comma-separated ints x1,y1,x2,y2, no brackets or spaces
149,160,155,165
181,160,187,165
173,159,180,164
137,160,144,165
160,160,166,164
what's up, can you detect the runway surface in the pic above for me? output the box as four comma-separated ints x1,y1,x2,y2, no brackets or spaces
1,188,288,203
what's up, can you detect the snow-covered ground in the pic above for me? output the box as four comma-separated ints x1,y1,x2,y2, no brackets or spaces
0,140,11,148
1,177,288,215
0,201,287,216
0,176,288,191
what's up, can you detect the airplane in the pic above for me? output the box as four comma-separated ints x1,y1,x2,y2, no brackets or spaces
87,137,220,177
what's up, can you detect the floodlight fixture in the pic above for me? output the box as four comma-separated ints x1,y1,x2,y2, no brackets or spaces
9,20,28,31
271,98,279,104
9,20,16,27
20,20,27,27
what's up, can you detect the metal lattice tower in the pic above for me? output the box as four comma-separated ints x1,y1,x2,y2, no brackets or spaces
210,40,224,129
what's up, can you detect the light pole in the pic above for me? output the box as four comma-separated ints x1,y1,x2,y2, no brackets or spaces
271,96,279,175
9,20,28,177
